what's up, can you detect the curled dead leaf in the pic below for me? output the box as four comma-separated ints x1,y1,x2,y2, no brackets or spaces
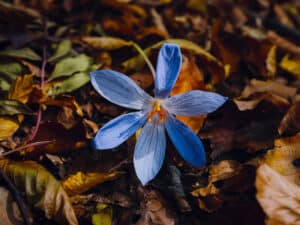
256,164,300,225
278,101,300,135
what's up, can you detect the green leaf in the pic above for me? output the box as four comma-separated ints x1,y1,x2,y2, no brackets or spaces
0,78,11,91
47,72,90,96
0,62,22,80
49,54,92,80
48,40,72,62
0,48,41,61
122,39,221,71
92,204,112,225
0,100,34,116
81,36,131,50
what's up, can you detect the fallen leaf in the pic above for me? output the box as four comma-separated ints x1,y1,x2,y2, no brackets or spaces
49,54,92,80
280,55,300,79
256,164,300,225
263,133,300,185
91,204,113,225
8,74,35,104
278,101,300,135
62,171,120,196
0,116,19,141
80,36,131,50
0,159,78,225
265,45,277,78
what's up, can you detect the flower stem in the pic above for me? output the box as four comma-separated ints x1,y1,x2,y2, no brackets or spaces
131,42,156,78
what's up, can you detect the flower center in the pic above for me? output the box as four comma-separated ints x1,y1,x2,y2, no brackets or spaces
148,100,166,123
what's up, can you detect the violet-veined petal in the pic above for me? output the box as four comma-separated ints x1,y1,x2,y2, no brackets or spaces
165,115,206,167
163,90,228,116
155,43,182,99
92,112,147,150
90,70,152,110
134,120,166,185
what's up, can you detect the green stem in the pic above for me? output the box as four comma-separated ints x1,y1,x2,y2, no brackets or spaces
130,42,156,78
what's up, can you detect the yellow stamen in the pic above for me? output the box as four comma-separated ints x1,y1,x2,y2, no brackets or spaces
148,100,166,123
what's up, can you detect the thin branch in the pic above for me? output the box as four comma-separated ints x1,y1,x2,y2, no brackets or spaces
0,169,30,225
0,140,53,157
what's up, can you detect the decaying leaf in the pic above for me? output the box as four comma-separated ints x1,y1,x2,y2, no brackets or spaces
256,164,300,225
262,133,300,185
0,116,20,141
0,159,78,225
8,74,35,104
278,101,300,135
80,36,131,50
62,171,121,196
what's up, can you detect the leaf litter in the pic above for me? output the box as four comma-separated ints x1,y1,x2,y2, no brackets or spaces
0,0,300,225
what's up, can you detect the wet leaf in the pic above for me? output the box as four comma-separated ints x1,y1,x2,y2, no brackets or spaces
62,171,121,196
0,48,41,61
91,204,113,225
0,159,78,225
0,100,33,116
50,54,92,80
47,72,90,96
0,116,19,141
256,164,300,225
48,39,72,62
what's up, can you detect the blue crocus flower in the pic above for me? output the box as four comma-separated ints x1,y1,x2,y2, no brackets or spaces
90,43,227,185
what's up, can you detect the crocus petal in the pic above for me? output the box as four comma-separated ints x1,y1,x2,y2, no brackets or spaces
90,70,152,110
165,115,206,167
92,112,147,150
163,90,228,116
134,121,166,185
155,43,182,99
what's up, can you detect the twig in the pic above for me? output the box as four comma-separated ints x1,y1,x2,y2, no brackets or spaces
0,140,53,157
0,169,31,225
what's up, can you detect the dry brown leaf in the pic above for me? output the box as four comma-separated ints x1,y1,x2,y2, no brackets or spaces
278,101,300,135
256,164,300,225
62,171,121,196
170,56,206,133
263,133,300,185
0,159,78,225
136,189,178,225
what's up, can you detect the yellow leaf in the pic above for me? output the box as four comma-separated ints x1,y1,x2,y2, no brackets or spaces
266,45,277,78
92,204,112,225
8,74,35,104
81,36,131,50
62,171,120,196
256,164,300,225
0,116,19,141
263,133,300,185
280,55,300,79
0,159,78,225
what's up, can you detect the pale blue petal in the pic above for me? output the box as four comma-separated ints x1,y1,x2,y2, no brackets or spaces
163,90,228,116
92,112,147,150
165,115,206,167
134,121,166,185
90,70,152,110
155,43,182,99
